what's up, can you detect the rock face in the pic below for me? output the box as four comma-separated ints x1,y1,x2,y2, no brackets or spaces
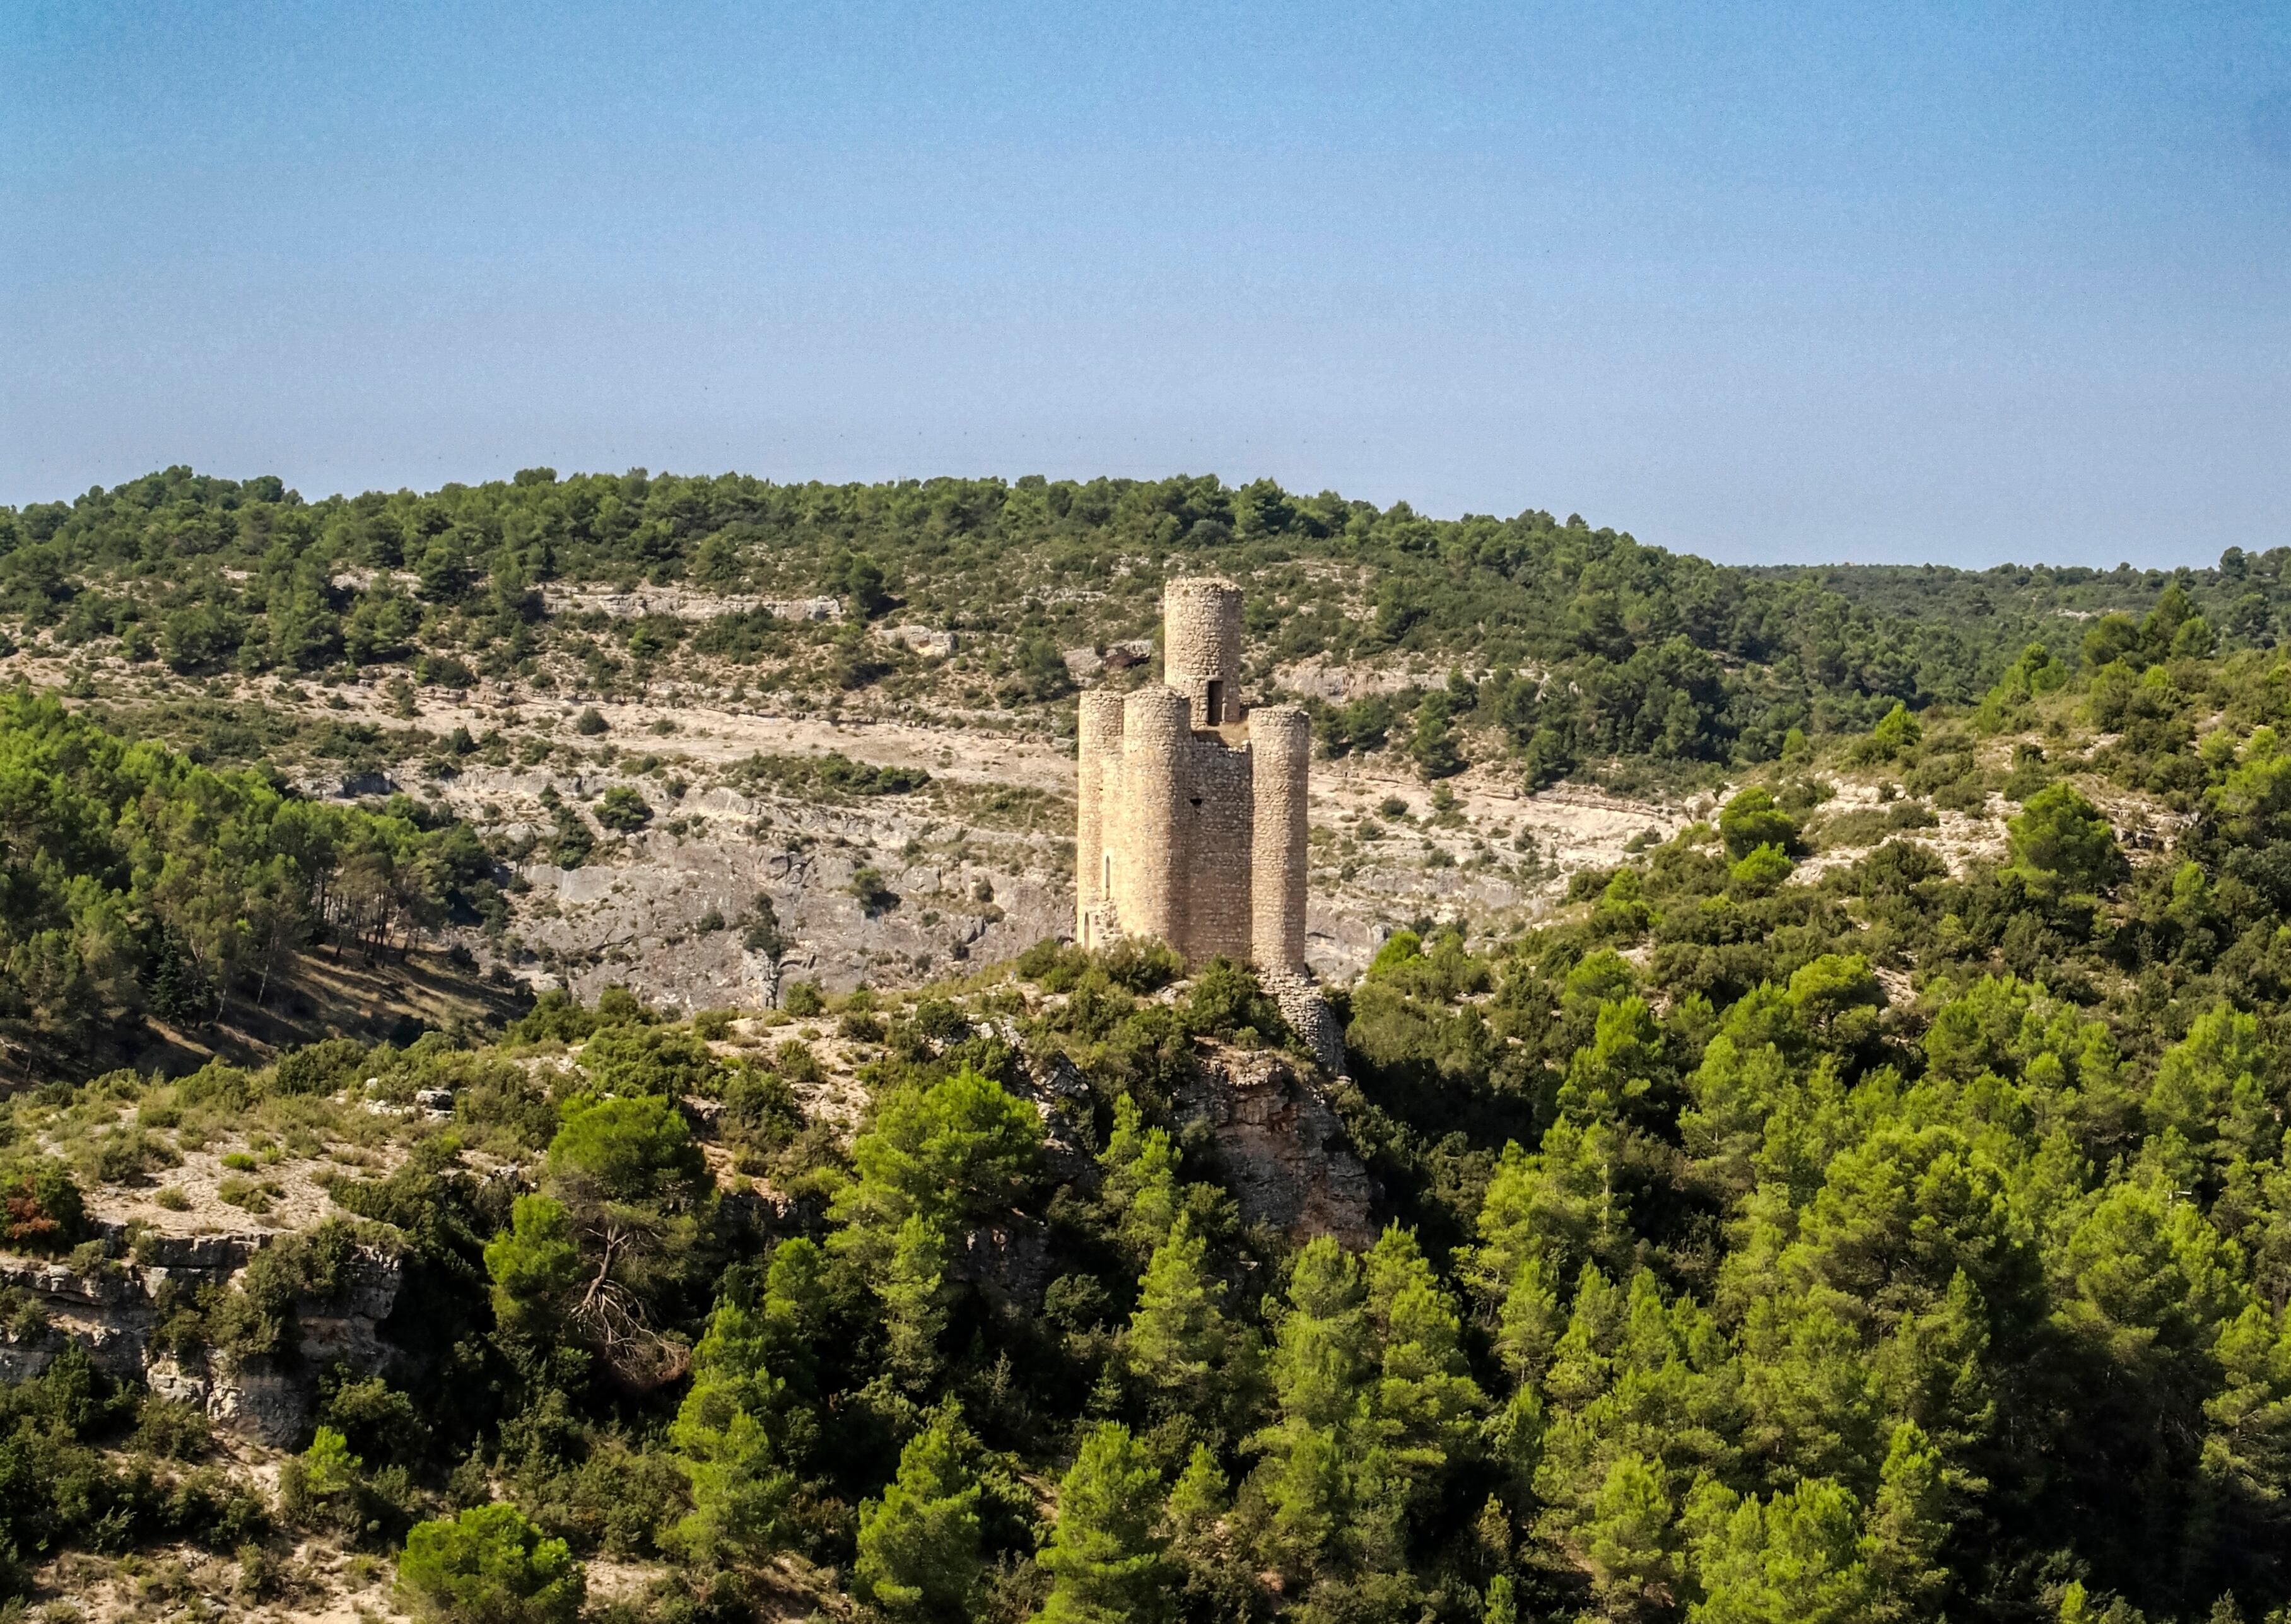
1176,1045,1376,1247
0,1230,404,1447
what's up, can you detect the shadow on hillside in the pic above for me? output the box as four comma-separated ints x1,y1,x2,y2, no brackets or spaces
0,947,535,1090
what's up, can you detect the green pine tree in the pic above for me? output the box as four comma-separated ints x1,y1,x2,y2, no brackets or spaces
1035,1423,1171,1624
854,1410,985,1623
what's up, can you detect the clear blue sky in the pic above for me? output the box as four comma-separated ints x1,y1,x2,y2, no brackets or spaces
4,3,2286,567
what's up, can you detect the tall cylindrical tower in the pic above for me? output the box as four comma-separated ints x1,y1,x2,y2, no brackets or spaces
1163,577,1242,728
1075,691,1125,945
1119,687,1190,947
1250,704,1311,972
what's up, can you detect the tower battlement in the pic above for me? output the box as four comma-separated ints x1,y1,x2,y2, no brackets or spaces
1075,578,1309,971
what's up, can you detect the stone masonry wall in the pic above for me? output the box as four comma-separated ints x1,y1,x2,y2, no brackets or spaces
1178,733,1255,962
1075,691,1125,945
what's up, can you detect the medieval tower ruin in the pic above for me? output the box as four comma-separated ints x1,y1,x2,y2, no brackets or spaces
1075,577,1310,972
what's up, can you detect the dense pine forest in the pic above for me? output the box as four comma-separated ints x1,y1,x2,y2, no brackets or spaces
6,469,2291,1623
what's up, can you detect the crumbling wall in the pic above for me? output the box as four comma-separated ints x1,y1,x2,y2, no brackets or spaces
1075,690,1125,947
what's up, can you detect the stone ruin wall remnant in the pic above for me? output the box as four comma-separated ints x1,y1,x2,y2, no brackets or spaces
1076,576,1310,973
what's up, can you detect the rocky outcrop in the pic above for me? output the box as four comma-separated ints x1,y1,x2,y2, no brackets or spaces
0,1233,405,1447
999,1031,1098,1184
1175,1045,1376,1247
881,625,956,658
1061,640,1154,681
949,1217,1053,1312
539,586,843,622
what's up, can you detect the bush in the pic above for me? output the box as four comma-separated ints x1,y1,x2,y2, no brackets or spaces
2009,782,2126,895
0,1157,85,1253
594,785,653,832
850,866,899,916
397,1502,585,1624
782,980,826,1017
510,988,599,1045
1184,957,1291,1047
276,1036,370,1097
1718,787,1800,860
1102,937,1184,994
573,708,609,736
1849,700,1924,764
577,1023,723,1098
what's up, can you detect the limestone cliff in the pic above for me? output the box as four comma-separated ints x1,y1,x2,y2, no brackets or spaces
1175,1043,1377,1248
0,1225,404,1447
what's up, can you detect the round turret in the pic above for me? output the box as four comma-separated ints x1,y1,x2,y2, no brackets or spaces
1163,576,1241,728
1250,704,1310,971
1118,687,1190,945
1075,691,1127,943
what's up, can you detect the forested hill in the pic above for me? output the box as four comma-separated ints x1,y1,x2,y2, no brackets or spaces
3,466,2270,781
1760,550,2291,674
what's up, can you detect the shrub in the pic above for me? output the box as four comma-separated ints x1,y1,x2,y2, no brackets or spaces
594,785,653,832
0,1157,86,1253
782,981,825,1017
396,1502,584,1624
577,1023,723,1098
573,708,609,736
1718,787,1800,860
1016,939,1091,993
1102,938,1184,994
850,866,899,916
691,1007,735,1040
511,988,600,1045
1184,957,1291,1048
275,1036,370,1097
217,1174,279,1215
281,1424,364,1533
2009,782,2127,895
1849,700,1924,764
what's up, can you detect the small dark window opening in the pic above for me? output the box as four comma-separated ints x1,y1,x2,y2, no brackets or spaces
1205,679,1224,725
1189,796,1203,807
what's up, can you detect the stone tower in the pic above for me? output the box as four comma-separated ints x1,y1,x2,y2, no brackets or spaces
1075,578,1310,971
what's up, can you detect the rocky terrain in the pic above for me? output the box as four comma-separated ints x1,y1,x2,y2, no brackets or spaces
13,617,1713,1024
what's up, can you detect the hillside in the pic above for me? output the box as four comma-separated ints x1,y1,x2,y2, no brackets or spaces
0,465,2268,1043
6,469,2291,1623
12,465,2269,791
